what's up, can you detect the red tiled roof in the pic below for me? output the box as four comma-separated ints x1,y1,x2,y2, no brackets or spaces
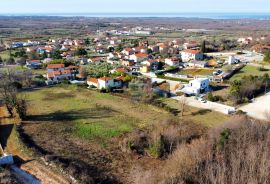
47,64,65,69
183,49,200,54
99,77,112,81
135,53,147,57
88,78,98,84
116,68,127,73
124,48,133,51
116,76,125,81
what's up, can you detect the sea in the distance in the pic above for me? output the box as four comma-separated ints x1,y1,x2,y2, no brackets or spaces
1,12,270,19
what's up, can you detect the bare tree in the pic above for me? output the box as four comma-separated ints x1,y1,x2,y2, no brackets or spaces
179,96,188,117
0,69,27,119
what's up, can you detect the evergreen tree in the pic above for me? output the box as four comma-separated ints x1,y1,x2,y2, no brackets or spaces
201,40,207,53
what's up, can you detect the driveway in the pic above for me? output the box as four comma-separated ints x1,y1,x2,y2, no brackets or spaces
239,92,270,121
172,96,236,115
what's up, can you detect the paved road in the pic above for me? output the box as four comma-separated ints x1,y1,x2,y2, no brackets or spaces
172,96,236,115
239,92,270,121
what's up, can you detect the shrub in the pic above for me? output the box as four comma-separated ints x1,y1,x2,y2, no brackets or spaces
141,118,270,184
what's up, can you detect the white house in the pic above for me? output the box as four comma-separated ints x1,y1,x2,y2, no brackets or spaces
181,50,204,62
228,55,239,65
47,64,65,72
181,78,210,95
87,77,123,89
129,53,148,63
187,61,208,68
165,58,180,66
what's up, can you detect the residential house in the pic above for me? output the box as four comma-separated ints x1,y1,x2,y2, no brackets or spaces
46,64,76,83
87,77,123,89
141,60,162,71
122,48,135,56
87,78,99,88
148,45,160,53
181,78,210,95
88,57,105,64
183,42,199,50
180,49,204,62
130,53,148,63
187,61,208,68
133,46,147,54
121,59,134,67
140,65,150,73
109,37,121,45
165,58,180,66
26,60,42,69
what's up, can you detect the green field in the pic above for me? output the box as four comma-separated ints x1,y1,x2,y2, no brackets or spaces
25,85,172,143
230,65,270,81
24,84,231,145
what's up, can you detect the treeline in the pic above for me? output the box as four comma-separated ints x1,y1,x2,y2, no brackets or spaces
229,74,270,104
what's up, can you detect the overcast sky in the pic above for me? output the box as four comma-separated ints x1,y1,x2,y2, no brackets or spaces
0,0,270,14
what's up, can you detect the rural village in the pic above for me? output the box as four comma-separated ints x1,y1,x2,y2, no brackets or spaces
0,16,270,183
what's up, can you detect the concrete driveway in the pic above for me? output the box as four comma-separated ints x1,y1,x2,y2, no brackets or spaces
239,92,270,121
172,96,236,115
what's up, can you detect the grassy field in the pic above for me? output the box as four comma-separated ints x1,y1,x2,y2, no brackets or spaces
25,85,172,143
16,84,231,182
161,98,230,127
179,68,214,77
230,65,270,81
25,85,230,141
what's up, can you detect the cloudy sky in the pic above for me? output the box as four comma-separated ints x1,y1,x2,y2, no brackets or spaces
0,0,270,14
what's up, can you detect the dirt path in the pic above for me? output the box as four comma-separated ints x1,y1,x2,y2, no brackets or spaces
0,108,71,184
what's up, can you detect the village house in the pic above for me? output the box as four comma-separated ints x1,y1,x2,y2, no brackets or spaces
133,46,147,54
187,60,208,68
183,42,199,50
46,64,77,83
121,59,134,67
26,60,42,69
122,48,135,56
130,53,148,63
140,65,150,73
181,78,210,95
165,58,180,66
88,57,105,64
87,77,123,89
148,45,160,53
180,49,204,62
237,37,253,45
109,37,122,45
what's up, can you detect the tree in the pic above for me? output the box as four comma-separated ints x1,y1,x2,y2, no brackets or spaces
85,38,91,46
0,69,28,119
75,48,87,56
179,96,188,117
52,50,62,59
79,66,88,79
263,49,270,62
15,57,26,66
200,40,207,53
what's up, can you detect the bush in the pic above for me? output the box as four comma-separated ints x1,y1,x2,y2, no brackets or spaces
140,117,270,184
147,135,166,158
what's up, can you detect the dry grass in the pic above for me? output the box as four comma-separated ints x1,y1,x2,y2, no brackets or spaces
161,98,230,127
